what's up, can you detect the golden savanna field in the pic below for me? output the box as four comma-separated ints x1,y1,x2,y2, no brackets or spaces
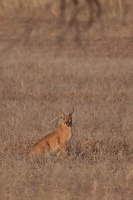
1,0,133,199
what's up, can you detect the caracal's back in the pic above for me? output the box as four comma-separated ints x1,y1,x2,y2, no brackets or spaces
31,109,74,156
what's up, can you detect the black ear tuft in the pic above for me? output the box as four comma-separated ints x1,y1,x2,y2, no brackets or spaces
69,108,74,118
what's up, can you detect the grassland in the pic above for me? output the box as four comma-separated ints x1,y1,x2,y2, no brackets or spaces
1,1,133,200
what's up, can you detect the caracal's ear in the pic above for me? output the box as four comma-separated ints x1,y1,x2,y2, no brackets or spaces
61,112,65,118
58,108,66,117
69,108,74,118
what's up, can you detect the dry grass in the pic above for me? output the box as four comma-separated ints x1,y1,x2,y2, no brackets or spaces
1,47,133,199
0,2,133,200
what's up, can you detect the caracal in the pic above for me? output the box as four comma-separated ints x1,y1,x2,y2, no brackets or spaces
31,109,74,156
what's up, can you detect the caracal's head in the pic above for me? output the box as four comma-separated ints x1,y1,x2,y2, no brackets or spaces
59,108,74,127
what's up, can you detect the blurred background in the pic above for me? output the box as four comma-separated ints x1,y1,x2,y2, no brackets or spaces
0,0,132,50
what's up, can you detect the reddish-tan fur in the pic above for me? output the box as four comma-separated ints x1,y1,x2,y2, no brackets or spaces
31,109,74,156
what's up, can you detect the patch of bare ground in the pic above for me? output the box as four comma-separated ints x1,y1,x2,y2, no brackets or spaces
1,16,133,200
